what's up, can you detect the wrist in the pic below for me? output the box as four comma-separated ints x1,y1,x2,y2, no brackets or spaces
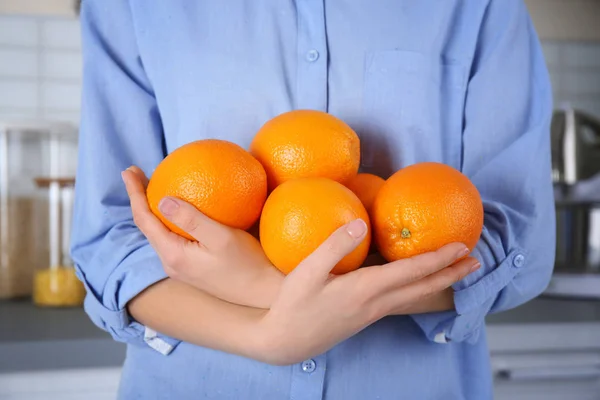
391,288,455,315
244,311,292,365
239,266,284,309
246,311,314,366
257,267,284,307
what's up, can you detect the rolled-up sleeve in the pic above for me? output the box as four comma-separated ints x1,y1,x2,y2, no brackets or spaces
71,0,179,354
411,0,555,343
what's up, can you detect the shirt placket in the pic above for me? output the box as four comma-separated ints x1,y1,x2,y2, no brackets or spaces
290,1,328,399
290,354,327,400
295,0,328,111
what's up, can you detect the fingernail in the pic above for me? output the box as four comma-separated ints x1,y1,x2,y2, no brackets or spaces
470,262,481,273
159,197,179,216
347,219,367,239
121,167,133,178
457,246,470,258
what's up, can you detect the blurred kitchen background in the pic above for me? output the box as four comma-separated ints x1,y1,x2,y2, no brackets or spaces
0,1,600,399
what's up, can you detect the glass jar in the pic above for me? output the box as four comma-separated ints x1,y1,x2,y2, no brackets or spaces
32,177,84,307
0,120,78,300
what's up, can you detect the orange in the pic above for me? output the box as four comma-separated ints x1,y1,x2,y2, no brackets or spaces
146,139,267,240
372,162,483,262
345,173,386,254
260,177,370,275
250,109,360,191
345,173,386,214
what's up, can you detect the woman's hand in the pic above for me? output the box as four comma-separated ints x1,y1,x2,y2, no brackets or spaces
252,220,480,365
122,166,283,309
361,252,461,315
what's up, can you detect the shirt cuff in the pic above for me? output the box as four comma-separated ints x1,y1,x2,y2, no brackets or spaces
75,244,181,355
411,227,527,343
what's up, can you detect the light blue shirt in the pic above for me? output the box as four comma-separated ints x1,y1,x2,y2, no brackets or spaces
71,1,555,399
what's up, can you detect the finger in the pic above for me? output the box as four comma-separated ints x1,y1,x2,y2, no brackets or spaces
294,219,368,280
128,165,149,188
369,243,469,292
122,168,182,251
381,257,480,311
157,196,230,247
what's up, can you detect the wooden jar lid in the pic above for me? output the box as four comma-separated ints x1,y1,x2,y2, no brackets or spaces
34,177,75,188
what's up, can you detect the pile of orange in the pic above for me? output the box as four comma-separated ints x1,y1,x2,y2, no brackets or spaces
146,110,484,275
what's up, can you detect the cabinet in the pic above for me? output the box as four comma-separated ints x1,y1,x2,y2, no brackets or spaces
488,322,600,400
0,367,121,400
492,351,600,400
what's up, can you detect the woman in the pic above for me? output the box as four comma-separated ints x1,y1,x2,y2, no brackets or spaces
72,1,555,398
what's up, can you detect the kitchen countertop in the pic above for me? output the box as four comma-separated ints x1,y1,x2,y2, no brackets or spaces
0,299,125,373
1,295,599,373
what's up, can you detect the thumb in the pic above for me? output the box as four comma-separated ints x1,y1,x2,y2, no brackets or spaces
295,219,368,280
127,165,149,188
158,196,228,246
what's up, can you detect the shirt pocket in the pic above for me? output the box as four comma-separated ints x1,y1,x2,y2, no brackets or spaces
360,50,467,178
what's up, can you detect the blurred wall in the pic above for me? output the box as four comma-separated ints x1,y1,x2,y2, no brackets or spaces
525,0,600,41
543,41,600,117
0,15,81,125
0,0,76,17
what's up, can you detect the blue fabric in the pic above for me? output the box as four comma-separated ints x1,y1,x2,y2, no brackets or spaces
71,1,555,398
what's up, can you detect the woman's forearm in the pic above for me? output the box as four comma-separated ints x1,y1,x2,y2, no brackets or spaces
128,268,454,362
127,278,266,359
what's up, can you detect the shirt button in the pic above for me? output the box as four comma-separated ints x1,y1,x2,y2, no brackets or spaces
513,253,525,268
301,359,316,373
305,49,319,62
